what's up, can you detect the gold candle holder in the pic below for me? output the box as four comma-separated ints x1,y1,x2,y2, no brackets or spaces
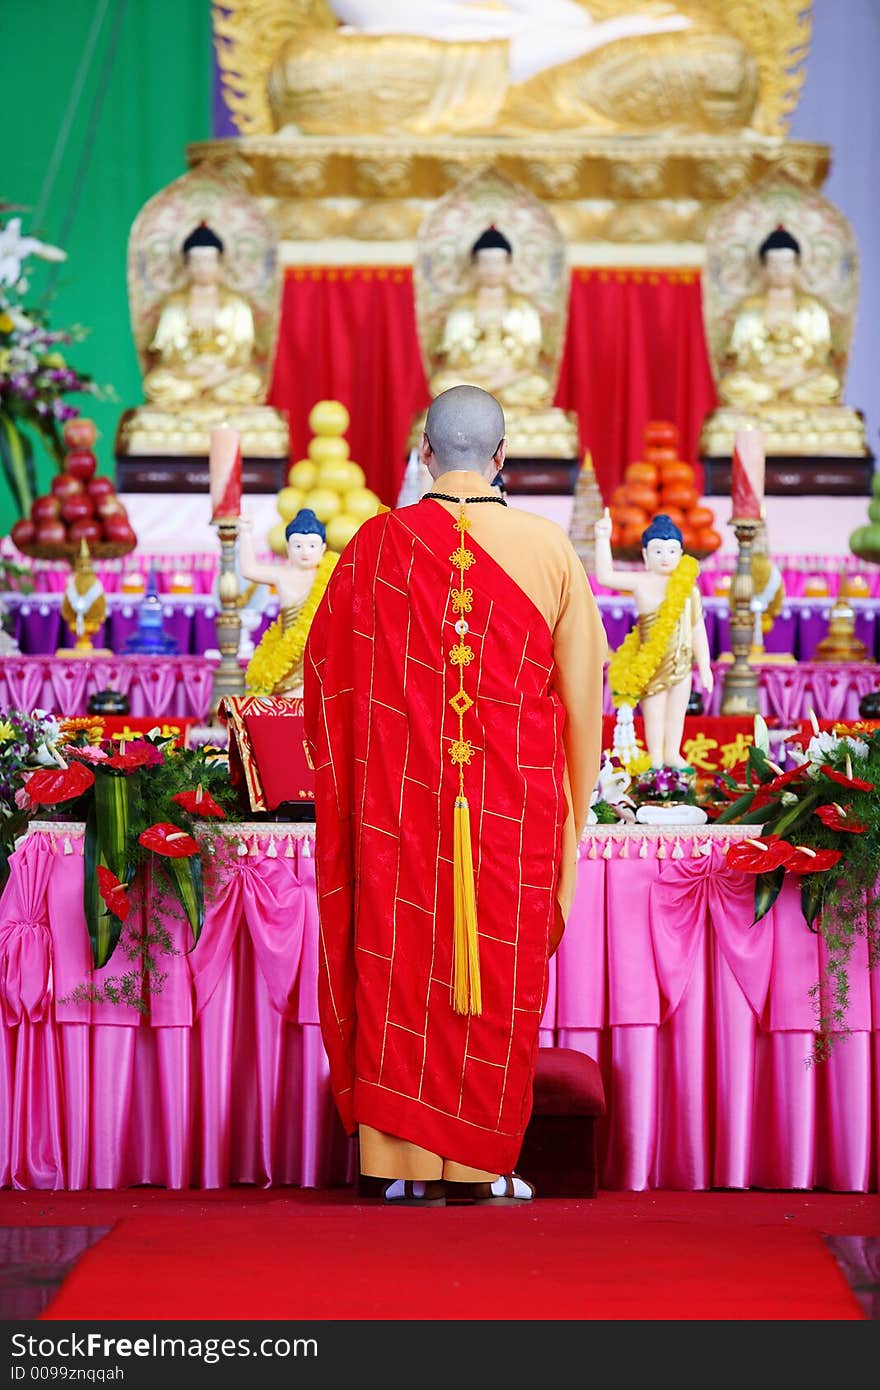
210,515,245,719
720,516,761,716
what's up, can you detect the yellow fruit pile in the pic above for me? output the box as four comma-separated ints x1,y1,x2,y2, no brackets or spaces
269,399,384,555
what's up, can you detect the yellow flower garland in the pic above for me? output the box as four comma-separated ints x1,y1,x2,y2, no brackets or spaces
608,555,699,707
245,552,339,696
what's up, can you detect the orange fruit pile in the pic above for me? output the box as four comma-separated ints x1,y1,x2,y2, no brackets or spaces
608,420,721,556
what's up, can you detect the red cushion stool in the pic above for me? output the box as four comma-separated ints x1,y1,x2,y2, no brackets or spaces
518,1047,606,1198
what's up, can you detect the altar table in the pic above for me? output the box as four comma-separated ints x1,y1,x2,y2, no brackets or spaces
1,822,878,1194
0,655,217,721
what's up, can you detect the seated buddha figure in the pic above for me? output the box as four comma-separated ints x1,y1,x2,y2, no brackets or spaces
239,508,339,697
718,227,841,413
267,0,758,136
430,226,551,410
143,223,263,411
700,223,868,459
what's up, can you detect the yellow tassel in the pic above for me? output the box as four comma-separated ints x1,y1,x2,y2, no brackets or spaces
452,795,481,1015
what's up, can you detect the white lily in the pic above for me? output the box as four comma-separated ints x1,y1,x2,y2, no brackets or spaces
0,218,66,289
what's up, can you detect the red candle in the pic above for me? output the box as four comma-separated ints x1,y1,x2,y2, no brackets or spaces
731,428,765,520
209,426,242,520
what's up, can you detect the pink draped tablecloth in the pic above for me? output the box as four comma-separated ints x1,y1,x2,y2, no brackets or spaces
0,655,217,721
555,828,880,1192
0,825,351,1192
600,660,880,722
1,823,878,1192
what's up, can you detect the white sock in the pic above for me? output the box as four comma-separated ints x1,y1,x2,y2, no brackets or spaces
491,1175,533,1198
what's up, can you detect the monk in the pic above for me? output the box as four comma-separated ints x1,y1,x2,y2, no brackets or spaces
303,385,606,1205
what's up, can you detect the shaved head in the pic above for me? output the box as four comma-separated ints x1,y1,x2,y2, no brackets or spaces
422,386,506,477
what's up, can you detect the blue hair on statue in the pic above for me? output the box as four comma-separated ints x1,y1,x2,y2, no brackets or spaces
285,508,326,543
641,513,683,549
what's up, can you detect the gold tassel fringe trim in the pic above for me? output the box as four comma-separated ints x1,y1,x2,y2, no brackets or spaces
452,795,481,1016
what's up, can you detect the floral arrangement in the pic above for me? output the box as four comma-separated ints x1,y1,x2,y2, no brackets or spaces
245,551,338,695
715,714,880,1056
8,715,241,969
0,709,63,872
0,215,104,517
630,764,696,807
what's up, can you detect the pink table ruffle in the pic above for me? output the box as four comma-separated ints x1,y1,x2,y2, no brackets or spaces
2,824,878,1192
547,829,880,1192
0,655,217,721
0,826,351,1192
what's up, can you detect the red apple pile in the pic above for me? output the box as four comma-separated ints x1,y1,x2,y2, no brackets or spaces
10,419,137,554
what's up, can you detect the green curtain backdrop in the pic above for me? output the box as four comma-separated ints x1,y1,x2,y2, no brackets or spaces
2,0,211,534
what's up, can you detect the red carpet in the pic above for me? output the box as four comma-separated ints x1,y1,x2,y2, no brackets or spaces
25,1191,866,1321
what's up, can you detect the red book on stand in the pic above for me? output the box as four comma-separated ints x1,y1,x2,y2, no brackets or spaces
219,696,315,812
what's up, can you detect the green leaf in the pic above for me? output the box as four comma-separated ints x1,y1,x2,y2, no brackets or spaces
754,866,785,923
714,791,756,824
737,798,782,825
83,772,137,969
93,771,136,884
83,800,125,970
0,411,38,517
166,854,204,948
800,873,827,931
746,744,773,782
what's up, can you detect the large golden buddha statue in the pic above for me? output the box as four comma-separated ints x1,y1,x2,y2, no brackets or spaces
411,170,578,462
699,177,868,460
116,171,288,461
262,0,758,137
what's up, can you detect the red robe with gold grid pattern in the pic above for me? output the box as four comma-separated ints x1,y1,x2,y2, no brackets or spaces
303,500,567,1174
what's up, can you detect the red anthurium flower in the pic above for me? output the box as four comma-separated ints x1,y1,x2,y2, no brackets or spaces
138,822,199,858
97,865,130,922
814,803,867,834
170,785,226,819
764,763,810,794
726,835,793,873
783,845,843,875
23,760,95,806
820,767,874,793
104,741,165,772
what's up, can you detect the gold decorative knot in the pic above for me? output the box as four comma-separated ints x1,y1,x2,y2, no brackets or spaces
450,547,475,571
449,643,474,667
449,739,474,766
454,514,472,534
449,689,474,717
451,587,473,614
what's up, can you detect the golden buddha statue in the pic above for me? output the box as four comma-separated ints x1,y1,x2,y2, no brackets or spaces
116,173,289,461
143,223,263,411
718,227,842,413
239,508,339,696
429,226,551,409
263,0,758,137
700,189,869,460
59,540,109,657
412,172,579,463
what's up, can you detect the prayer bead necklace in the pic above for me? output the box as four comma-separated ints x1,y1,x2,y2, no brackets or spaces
422,492,507,506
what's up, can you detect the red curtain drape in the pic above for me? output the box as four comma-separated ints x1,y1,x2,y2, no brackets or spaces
269,266,718,507
268,267,429,510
